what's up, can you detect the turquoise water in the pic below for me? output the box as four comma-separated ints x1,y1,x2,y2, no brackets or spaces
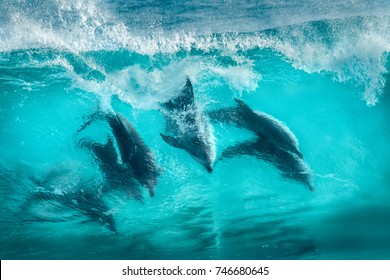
1,0,390,259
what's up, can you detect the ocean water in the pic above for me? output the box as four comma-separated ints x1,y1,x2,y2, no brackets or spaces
1,0,390,260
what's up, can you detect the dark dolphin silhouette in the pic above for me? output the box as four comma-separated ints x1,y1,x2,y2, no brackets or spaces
209,98,303,158
209,98,313,190
28,188,117,232
220,138,313,191
78,111,159,196
160,77,215,172
27,172,117,232
78,137,143,201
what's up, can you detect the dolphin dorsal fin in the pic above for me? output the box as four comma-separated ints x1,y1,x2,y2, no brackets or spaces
174,76,194,108
160,134,182,149
234,98,251,110
183,76,194,103
162,77,195,111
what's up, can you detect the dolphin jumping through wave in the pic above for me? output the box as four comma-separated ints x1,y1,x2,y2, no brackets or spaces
160,77,215,172
209,98,303,158
78,111,159,196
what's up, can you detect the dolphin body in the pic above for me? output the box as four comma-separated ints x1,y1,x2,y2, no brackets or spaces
220,138,313,191
106,113,159,196
209,98,303,158
160,77,215,172
78,137,143,201
28,188,117,232
209,99,313,190
78,111,159,196
28,171,117,232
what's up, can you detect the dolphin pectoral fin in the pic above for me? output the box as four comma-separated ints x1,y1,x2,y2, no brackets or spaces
219,140,260,161
160,134,182,149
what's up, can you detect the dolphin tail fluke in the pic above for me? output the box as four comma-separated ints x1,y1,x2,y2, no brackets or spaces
160,134,181,149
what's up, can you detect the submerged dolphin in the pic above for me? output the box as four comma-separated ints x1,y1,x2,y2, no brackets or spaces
78,111,159,196
220,138,313,191
29,188,117,232
160,77,215,172
78,137,143,201
209,98,303,158
27,173,117,232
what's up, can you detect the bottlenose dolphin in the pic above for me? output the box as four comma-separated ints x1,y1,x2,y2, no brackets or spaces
27,171,117,232
28,188,117,232
160,77,215,172
220,138,313,191
209,98,303,158
78,137,143,201
78,111,159,196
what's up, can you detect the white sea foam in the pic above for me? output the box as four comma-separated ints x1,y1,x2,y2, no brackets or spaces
1,0,389,106
266,17,390,105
